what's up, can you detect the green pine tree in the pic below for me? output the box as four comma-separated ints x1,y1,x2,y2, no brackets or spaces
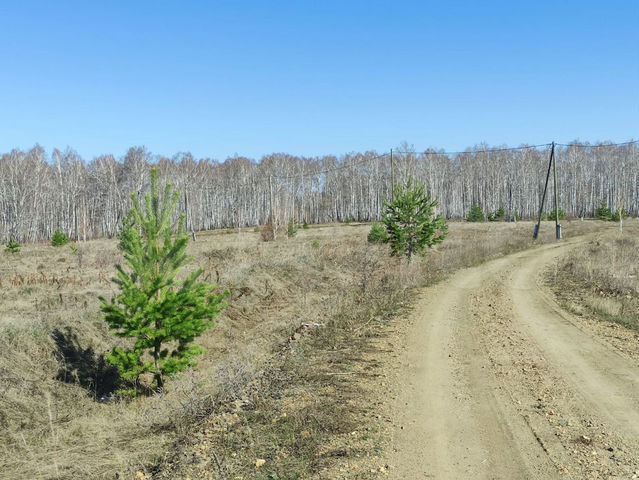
467,205,485,222
367,222,389,244
5,239,21,253
383,179,447,261
596,201,612,221
51,230,70,247
100,169,227,391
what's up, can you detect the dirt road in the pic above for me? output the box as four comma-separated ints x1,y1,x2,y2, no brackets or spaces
387,240,639,479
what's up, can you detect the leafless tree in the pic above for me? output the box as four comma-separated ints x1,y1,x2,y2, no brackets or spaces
0,142,636,242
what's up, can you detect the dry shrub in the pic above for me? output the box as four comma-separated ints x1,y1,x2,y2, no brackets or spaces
260,223,275,242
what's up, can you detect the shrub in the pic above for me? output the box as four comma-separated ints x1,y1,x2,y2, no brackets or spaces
467,205,485,222
367,222,389,244
488,207,506,222
100,169,228,391
5,239,21,253
302,221,310,230
383,179,447,260
596,202,612,221
51,230,70,247
611,208,628,222
544,209,566,222
261,223,275,242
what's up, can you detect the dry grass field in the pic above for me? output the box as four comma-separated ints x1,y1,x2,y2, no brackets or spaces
0,220,621,479
549,226,639,332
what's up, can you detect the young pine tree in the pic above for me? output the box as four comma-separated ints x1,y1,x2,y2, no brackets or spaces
466,205,485,222
100,170,227,391
383,179,447,261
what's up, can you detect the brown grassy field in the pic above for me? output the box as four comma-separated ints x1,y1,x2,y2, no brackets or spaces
0,220,614,479
546,221,639,360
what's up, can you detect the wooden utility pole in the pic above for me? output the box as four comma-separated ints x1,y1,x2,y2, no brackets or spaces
552,143,562,240
534,142,555,239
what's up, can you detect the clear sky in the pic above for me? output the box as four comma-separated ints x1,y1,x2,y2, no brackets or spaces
1,0,637,160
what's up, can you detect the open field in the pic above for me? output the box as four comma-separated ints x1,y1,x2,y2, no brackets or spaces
0,219,636,479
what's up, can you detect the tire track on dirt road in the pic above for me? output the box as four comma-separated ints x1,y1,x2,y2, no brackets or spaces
387,241,639,479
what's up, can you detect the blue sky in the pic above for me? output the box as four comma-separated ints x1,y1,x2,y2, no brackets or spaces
0,0,637,160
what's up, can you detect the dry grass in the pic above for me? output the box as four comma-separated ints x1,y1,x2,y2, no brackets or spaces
549,220,639,332
0,220,601,479
153,220,601,479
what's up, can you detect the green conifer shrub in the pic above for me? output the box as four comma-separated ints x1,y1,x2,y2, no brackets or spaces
367,222,389,244
467,205,485,222
5,239,21,253
51,230,70,247
611,208,628,222
100,169,227,391
488,207,506,222
383,179,447,261
596,202,612,221
544,209,566,221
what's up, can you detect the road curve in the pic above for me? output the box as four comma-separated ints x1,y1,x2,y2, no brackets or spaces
387,241,639,479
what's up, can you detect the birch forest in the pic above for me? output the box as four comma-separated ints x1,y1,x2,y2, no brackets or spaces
0,141,636,242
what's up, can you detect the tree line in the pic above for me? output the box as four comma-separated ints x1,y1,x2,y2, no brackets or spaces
0,141,636,242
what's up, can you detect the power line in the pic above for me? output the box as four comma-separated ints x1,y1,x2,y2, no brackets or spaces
394,140,637,156
201,140,638,194
271,152,390,180
393,143,553,156
555,140,638,148
203,152,391,192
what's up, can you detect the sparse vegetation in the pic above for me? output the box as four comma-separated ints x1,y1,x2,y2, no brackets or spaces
0,220,614,478
51,229,70,247
550,227,639,332
5,239,20,253
467,205,485,222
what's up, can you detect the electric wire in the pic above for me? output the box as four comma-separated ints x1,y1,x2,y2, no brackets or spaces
202,140,637,194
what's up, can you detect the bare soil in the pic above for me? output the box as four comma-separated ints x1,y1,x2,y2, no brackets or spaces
385,236,639,479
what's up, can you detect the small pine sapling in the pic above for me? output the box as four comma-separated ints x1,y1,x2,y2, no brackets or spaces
5,239,21,253
488,207,506,222
383,179,447,261
596,202,612,221
367,222,389,244
51,230,70,247
100,169,227,391
467,205,485,222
